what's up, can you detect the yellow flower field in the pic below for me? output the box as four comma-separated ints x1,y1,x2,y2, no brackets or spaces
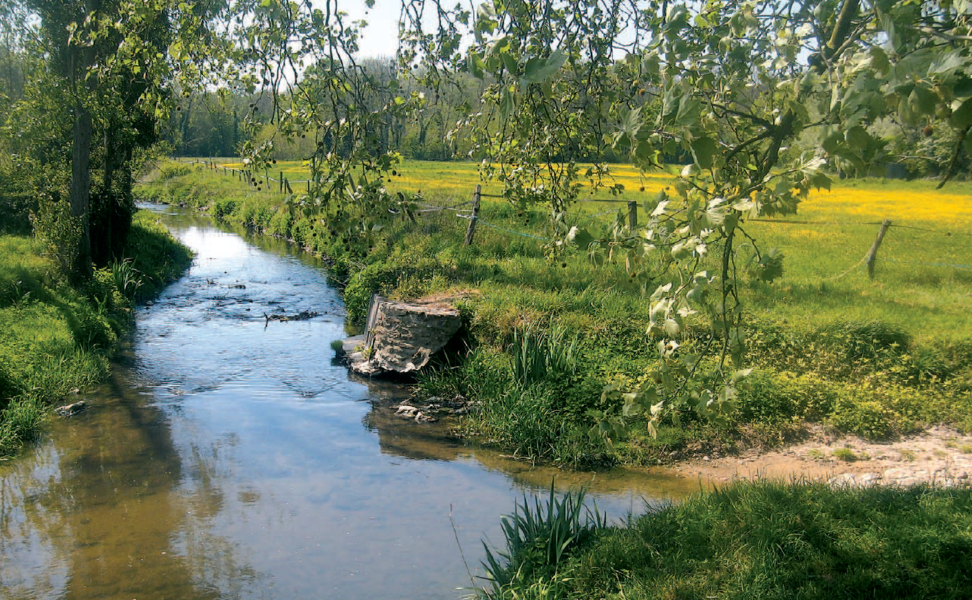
208,158,971,230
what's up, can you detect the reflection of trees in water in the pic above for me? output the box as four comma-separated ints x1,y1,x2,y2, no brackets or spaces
176,435,271,600
0,443,70,599
361,389,702,502
0,369,268,600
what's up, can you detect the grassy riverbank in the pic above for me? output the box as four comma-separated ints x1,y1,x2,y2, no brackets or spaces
139,159,972,468
479,480,972,599
0,211,193,458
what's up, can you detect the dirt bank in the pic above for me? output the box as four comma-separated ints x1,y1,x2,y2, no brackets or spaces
668,425,972,488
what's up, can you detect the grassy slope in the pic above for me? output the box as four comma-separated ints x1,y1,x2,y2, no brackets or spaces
0,211,193,458
139,159,972,466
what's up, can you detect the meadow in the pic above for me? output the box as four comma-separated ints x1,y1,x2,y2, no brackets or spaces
141,159,972,466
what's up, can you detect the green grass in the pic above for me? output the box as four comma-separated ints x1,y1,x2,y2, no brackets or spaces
0,210,192,458
483,480,972,599
832,447,869,462
139,158,972,465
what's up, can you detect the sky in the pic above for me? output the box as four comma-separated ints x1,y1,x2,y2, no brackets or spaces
343,0,410,59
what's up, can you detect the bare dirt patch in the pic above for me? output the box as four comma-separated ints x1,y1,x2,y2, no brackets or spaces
669,425,972,488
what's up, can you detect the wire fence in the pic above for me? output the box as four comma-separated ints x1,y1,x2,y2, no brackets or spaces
174,158,972,279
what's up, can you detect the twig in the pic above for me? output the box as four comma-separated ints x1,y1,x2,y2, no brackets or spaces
450,504,478,591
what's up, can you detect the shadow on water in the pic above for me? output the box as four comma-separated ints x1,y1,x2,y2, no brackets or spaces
0,203,705,600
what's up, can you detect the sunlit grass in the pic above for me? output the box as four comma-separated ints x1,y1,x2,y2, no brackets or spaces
493,480,972,599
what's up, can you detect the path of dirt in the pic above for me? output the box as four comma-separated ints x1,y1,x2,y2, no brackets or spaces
667,425,972,488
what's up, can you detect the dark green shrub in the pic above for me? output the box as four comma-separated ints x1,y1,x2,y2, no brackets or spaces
211,198,241,220
819,320,910,361
828,390,896,439
737,370,837,424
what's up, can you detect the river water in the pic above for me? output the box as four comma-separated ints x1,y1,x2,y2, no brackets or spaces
1,205,699,600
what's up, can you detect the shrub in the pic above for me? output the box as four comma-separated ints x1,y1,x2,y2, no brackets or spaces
828,392,897,440
819,319,910,362
736,370,836,424
211,198,241,220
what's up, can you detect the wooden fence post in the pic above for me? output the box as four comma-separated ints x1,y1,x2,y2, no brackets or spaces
279,170,284,193
464,184,482,246
866,219,892,279
628,200,638,230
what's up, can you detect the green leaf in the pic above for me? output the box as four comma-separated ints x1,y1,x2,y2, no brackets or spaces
869,46,890,75
500,87,514,121
845,126,871,150
954,77,972,100
909,86,938,118
951,98,972,129
467,51,485,79
500,51,518,75
567,226,594,250
521,50,566,84
928,51,965,79
691,137,719,169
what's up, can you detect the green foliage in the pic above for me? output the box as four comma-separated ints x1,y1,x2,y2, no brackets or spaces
828,394,898,440
211,198,242,221
481,482,606,598
31,194,82,279
819,320,911,362
737,370,836,425
832,447,868,462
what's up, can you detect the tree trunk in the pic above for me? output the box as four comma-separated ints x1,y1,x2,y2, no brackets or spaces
70,100,93,280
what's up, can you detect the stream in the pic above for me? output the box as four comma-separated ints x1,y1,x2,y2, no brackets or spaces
0,204,699,600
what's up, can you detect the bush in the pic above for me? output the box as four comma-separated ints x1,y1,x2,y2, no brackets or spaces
819,319,911,361
828,391,897,439
737,370,836,424
212,198,241,220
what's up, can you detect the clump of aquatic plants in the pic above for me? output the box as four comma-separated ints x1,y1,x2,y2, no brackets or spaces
479,481,606,599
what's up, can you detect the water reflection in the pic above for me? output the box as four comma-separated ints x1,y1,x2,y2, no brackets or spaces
0,204,702,600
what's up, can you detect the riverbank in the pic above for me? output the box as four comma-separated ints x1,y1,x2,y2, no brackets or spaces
482,479,972,599
139,158,972,471
0,211,193,457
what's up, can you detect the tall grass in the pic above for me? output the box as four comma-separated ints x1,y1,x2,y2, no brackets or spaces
480,481,606,598
510,325,579,387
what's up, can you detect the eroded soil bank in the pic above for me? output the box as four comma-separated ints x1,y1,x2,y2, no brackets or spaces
668,425,972,488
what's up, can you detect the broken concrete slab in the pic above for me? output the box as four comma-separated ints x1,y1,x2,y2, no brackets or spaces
337,295,462,377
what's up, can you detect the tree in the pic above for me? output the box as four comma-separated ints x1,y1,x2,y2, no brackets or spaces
3,0,230,278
